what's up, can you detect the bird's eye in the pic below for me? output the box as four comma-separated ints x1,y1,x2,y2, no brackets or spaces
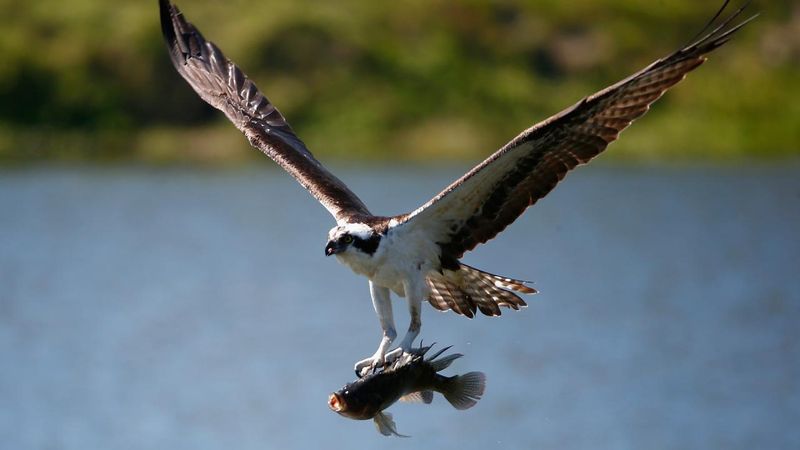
343,235,353,244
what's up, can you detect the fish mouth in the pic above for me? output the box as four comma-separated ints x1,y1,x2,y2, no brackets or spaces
328,393,345,412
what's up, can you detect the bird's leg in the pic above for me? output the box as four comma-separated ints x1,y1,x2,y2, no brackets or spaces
385,279,423,361
354,282,396,377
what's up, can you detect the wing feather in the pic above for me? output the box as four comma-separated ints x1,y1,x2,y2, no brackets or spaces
159,0,371,223
397,1,755,260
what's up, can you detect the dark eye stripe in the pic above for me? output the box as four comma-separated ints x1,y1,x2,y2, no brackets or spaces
351,234,381,255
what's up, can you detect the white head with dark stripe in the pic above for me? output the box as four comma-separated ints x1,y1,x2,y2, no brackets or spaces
325,223,382,258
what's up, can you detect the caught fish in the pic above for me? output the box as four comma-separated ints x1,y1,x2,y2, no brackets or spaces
328,345,486,436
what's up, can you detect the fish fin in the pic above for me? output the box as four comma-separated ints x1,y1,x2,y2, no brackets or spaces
373,412,409,437
400,390,434,404
425,344,452,361
415,343,435,357
428,353,463,372
421,390,434,404
440,371,486,410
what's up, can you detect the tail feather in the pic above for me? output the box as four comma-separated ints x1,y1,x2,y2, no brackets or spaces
426,264,535,318
440,372,486,410
427,276,471,316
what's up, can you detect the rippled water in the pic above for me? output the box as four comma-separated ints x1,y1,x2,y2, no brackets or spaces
1,165,798,449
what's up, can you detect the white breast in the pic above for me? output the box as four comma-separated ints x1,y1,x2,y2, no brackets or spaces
335,224,439,296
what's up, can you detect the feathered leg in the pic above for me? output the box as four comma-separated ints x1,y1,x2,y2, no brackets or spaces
354,282,396,376
385,278,423,361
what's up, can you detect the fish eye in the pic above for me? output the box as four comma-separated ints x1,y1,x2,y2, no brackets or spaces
343,235,353,244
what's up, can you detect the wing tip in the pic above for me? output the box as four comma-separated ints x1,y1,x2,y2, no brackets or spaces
158,0,176,48
683,0,758,56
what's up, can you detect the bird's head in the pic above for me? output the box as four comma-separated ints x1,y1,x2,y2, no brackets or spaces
325,223,380,257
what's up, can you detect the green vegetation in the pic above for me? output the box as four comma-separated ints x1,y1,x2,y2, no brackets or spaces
0,0,797,164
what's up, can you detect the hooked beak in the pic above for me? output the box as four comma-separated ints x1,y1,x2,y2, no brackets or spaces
325,241,337,256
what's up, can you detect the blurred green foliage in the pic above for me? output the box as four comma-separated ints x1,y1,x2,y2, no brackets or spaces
0,0,798,164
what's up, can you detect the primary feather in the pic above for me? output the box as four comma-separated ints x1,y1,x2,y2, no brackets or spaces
399,1,757,265
159,0,370,223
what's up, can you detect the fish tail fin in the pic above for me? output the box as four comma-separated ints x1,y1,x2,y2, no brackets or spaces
440,371,486,410
373,412,409,437
428,352,463,372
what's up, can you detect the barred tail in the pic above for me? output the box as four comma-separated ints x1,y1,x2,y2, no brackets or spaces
426,264,536,318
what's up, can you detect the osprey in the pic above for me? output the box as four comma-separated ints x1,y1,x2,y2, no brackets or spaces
159,0,754,374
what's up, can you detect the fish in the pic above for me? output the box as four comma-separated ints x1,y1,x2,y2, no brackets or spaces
328,345,486,437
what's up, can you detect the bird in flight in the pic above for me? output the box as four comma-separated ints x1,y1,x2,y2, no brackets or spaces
159,0,755,375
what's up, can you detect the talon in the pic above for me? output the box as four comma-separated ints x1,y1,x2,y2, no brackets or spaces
354,338,418,377
384,347,404,364
354,353,387,378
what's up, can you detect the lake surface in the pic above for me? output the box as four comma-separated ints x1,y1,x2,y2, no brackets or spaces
1,164,798,449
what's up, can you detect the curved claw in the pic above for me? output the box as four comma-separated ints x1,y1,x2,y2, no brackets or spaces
354,346,414,377
384,347,405,363
354,353,385,378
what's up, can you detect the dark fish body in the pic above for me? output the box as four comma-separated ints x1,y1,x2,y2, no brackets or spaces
328,345,485,436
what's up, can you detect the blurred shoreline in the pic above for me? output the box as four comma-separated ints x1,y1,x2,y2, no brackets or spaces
1,124,798,166
1,1,798,165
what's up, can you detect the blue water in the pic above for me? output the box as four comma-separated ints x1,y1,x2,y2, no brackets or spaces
1,165,798,449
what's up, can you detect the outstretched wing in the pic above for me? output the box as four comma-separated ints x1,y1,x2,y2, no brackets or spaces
397,1,755,263
159,0,371,223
